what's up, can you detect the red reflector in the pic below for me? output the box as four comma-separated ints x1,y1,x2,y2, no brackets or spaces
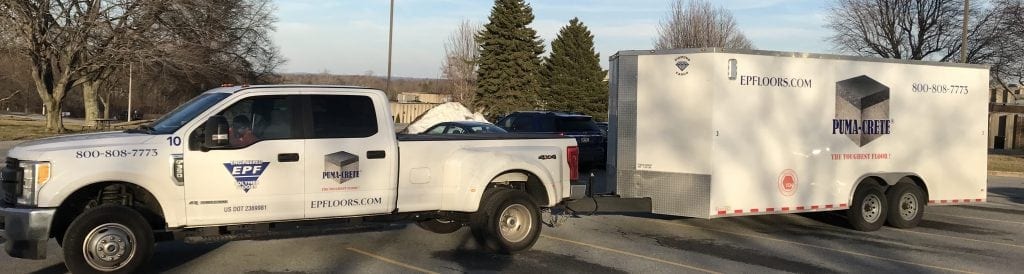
567,146,579,181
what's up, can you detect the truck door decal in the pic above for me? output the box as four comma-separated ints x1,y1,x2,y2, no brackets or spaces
223,160,271,193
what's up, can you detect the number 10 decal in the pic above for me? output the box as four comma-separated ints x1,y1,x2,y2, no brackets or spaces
167,136,182,146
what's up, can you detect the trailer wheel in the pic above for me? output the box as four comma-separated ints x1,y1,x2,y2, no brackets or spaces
846,184,888,231
885,183,925,228
470,188,542,253
416,219,463,234
62,205,154,274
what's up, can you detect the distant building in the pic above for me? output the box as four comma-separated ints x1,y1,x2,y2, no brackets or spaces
396,92,451,104
990,85,1024,149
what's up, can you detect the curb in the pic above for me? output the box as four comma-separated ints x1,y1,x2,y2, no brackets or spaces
988,171,1024,178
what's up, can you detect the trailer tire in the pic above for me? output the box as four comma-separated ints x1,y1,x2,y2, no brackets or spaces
470,188,542,254
847,184,888,231
416,219,463,234
62,205,154,274
885,183,925,228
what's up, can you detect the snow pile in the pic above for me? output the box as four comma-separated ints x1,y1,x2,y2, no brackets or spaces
404,102,488,134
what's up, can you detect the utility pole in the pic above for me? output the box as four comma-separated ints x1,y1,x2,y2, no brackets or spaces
386,0,395,99
961,0,969,63
127,62,133,122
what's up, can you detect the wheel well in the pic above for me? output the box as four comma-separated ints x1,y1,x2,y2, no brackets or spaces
854,176,888,194
51,182,166,240
487,170,549,206
899,175,929,201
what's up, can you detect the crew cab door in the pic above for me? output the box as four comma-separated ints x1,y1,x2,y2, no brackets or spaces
302,93,398,218
183,94,306,226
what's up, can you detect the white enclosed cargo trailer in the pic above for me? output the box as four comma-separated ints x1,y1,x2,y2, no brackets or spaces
607,48,989,231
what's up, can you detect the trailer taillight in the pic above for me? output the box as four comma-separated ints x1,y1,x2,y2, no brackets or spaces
567,146,579,181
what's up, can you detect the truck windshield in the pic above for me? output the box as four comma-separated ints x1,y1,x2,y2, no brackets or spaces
144,93,230,134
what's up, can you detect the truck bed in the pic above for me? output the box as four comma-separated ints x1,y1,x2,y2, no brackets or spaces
396,133,567,141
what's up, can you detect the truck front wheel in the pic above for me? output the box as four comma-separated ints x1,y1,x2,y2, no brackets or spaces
62,205,154,274
847,184,888,231
470,188,542,253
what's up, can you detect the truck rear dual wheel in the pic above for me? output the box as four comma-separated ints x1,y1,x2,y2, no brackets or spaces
847,184,888,231
885,183,925,228
470,188,542,254
62,205,154,274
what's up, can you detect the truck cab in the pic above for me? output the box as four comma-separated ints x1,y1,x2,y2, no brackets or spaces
1,85,582,273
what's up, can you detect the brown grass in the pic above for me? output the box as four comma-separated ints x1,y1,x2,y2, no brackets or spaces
988,154,1024,173
0,118,103,141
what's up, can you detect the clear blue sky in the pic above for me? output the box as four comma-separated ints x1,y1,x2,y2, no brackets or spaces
272,0,831,78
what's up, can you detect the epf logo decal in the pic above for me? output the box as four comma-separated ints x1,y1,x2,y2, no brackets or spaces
223,160,270,193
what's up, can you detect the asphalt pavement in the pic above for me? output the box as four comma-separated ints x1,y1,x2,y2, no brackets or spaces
2,140,1023,273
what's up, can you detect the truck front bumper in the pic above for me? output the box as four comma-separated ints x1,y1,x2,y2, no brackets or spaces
0,206,55,259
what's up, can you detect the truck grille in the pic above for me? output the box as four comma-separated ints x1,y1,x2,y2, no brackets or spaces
1,157,21,206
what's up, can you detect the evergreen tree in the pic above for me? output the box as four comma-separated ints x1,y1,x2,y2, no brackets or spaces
475,0,545,118
542,18,608,121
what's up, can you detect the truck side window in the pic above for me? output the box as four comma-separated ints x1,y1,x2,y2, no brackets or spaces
218,96,295,147
309,95,378,138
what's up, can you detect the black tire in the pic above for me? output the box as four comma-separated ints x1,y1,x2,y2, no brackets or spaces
846,184,888,231
885,182,926,228
415,219,463,234
62,205,154,274
470,188,542,254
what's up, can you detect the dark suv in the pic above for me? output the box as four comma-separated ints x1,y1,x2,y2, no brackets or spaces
496,111,605,168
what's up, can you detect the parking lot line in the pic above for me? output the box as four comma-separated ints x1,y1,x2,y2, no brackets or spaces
346,247,439,274
541,235,721,274
884,227,1024,250
926,212,1024,226
647,220,976,274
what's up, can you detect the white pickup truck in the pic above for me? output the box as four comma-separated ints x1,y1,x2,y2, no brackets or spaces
0,85,585,273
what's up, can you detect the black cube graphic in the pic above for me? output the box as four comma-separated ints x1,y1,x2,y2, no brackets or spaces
836,75,889,146
324,151,359,183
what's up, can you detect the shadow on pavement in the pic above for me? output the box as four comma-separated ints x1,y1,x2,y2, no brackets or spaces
988,187,1024,205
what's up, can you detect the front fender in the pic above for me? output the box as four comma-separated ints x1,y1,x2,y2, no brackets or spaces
37,160,184,228
440,147,562,212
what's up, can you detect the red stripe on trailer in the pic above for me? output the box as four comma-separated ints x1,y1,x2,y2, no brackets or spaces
929,200,936,204
796,206,805,210
781,207,790,211
975,198,982,202
825,204,834,209
839,203,848,208
766,208,775,212
734,209,743,214
941,200,948,203
717,210,727,215
952,199,959,203
750,208,760,213
811,205,819,210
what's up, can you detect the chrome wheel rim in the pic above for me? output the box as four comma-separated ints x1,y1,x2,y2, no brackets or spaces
862,194,882,223
498,204,533,243
83,223,137,271
899,192,919,220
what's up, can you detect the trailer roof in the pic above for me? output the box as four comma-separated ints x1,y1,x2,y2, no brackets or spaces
611,48,990,69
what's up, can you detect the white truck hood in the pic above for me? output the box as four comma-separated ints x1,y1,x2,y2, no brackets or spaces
8,131,156,157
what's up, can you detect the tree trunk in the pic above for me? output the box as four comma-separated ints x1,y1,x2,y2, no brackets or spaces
83,80,102,127
43,100,65,133
100,92,111,119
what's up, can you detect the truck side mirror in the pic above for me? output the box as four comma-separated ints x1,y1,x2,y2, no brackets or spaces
203,115,230,150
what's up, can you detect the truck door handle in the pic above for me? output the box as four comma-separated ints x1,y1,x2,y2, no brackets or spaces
278,153,300,162
367,150,386,159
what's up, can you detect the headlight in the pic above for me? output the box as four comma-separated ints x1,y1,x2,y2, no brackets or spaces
17,161,50,205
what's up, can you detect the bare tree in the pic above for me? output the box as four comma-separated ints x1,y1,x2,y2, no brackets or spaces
654,0,753,50
986,0,1024,87
825,0,999,62
441,20,481,107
